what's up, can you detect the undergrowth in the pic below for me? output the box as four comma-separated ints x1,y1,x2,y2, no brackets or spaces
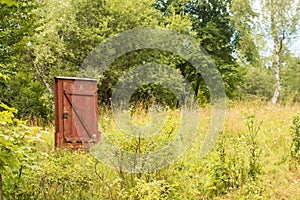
1,101,300,199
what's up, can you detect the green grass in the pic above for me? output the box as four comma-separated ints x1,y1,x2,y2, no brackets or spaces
2,100,300,199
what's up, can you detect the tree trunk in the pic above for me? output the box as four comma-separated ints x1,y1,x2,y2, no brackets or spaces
0,174,3,200
34,62,53,95
271,49,281,104
271,29,284,105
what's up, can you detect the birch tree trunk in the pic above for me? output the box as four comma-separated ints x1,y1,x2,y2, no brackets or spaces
271,38,282,104
260,0,299,104
34,62,53,95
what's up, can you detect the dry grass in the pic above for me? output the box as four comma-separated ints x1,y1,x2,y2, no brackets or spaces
219,100,300,199
41,100,300,199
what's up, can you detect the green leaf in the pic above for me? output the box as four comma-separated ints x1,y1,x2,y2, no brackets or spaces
0,0,18,7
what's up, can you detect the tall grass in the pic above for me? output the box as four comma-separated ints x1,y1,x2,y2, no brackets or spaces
2,100,300,199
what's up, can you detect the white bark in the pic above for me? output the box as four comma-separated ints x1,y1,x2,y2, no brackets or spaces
271,35,284,104
271,51,280,104
34,62,53,94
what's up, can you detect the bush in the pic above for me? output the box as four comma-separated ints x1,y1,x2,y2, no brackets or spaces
241,66,274,100
291,114,300,162
0,72,52,125
0,103,45,199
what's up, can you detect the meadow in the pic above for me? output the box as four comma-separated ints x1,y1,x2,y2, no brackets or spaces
1,0,300,199
1,100,300,199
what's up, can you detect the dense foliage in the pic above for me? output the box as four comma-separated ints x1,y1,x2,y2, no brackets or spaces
0,102,46,199
1,0,299,122
0,0,51,122
0,102,299,199
0,0,300,199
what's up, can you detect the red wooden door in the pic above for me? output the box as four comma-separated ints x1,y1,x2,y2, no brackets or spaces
54,77,100,149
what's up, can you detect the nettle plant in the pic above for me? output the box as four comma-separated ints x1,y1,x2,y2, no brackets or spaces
291,114,300,162
0,103,44,198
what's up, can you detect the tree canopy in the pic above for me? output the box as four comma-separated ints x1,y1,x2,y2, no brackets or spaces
1,0,300,122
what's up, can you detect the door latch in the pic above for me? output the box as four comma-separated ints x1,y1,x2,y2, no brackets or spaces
62,112,69,119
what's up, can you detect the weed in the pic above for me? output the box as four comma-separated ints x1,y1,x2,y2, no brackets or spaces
291,114,300,163
2,101,300,199
245,114,262,181
209,134,245,196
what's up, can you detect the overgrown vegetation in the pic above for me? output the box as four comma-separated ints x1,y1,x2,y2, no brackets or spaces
291,114,300,163
1,101,300,199
1,0,300,199
0,102,45,199
4,0,300,123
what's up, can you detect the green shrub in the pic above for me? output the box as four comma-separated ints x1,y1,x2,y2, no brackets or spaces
208,135,246,196
0,103,45,199
291,114,300,162
241,66,274,100
208,114,263,197
245,114,262,181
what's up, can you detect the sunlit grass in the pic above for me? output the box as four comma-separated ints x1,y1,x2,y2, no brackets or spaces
95,100,300,198
4,100,300,199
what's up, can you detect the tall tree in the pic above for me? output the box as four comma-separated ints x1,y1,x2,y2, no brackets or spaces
32,0,193,105
0,0,36,71
281,53,300,102
155,0,245,100
0,0,51,122
231,0,260,65
260,0,300,104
